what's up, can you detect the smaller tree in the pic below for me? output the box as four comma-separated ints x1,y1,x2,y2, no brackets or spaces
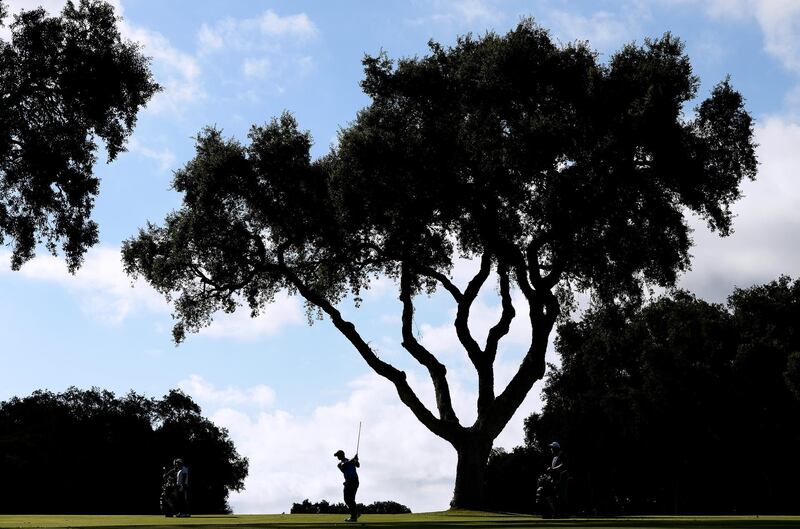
154,389,250,514
527,282,800,515
0,0,159,271
0,388,247,514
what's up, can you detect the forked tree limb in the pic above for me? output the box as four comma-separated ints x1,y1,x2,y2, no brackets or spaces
400,264,460,423
276,250,463,441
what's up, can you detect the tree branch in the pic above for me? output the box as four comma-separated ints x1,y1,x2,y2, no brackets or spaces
456,252,490,364
414,264,464,303
455,252,495,414
400,264,460,423
479,255,559,438
484,262,515,361
276,248,462,442
526,239,562,289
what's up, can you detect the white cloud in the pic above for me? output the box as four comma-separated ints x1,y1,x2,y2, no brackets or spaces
0,245,168,324
0,245,304,338
197,10,318,54
259,11,318,39
179,271,555,514
200,293,304,341
408,0,503,28
679,116,800,301
662,0,800,74
197,23,224,52
188,369,544,514
127,137,176,173
196,10,317,90
659,0,751,20
752,0,800,73
243,58,271,79
546,9,643,50
120,22,205,116
179,374,276,409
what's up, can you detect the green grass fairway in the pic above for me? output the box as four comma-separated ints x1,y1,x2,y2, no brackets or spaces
0,512,798,529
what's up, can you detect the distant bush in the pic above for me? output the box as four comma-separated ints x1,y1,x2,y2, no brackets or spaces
291,499,411,514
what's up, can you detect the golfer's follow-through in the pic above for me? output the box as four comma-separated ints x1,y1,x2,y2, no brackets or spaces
335,422,362,522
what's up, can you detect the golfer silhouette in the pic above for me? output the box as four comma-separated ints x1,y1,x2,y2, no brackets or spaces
334,449,360,522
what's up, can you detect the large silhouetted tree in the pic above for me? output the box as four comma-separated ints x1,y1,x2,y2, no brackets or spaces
122,21,756,508
0,0,159,271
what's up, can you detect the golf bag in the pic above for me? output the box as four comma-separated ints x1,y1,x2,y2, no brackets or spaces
160,468,178,517
536,472,557,518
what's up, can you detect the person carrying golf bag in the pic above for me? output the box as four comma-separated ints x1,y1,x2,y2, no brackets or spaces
334,449,360,522
546,441,569,517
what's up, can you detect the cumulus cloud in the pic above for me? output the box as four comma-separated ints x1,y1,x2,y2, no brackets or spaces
120,22,205,115
679,116,800,301
242,58,271,79
751,0,800,73
661,0,800,75
0,246,168,324
0,245,304,339
408,0,503,28
545,8,646,50
126,137,176,173
199,293,304,341
179,374,276,409
196,9,318,90
187,369,544,514
197,10,318,54
180,275,553,513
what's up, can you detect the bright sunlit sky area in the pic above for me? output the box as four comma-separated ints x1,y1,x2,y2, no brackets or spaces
2,0,800,514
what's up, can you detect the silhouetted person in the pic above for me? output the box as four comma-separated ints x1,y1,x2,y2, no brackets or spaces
547,441,569,517
174,458,190,517
334,450,360,522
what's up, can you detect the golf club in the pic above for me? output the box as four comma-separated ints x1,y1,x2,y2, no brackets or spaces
355,421,362,456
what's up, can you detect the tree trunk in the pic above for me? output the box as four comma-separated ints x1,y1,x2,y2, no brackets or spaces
450,435,493,510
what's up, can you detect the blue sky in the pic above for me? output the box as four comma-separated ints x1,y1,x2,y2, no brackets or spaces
2,0,800,514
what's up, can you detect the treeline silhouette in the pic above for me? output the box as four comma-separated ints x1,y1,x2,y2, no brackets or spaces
0,388,247,514
291,499,411,515
488,276,800,515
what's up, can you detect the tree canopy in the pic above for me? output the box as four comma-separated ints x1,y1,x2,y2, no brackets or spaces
0,387,248,514
123,20,756,508
0,0,159,271
526,277,800,515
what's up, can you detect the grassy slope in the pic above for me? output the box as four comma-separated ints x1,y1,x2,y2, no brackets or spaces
0,511,798,529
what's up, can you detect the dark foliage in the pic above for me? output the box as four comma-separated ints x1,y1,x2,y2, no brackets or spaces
0,388,248,514
122,19,756,508
0,0,159,271
522,277,800,515
290,499,411,515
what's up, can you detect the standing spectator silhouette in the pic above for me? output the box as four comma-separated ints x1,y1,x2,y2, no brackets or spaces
548,442,569,517
174,458,190,517
334,450,360,522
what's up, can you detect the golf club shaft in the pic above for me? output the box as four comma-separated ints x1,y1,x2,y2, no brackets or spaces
356,421,361,456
